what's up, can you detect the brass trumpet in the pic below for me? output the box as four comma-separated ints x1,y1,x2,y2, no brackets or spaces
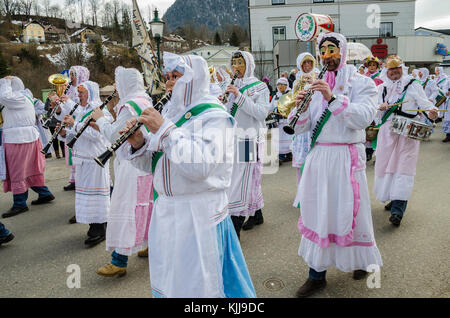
43,74,71,129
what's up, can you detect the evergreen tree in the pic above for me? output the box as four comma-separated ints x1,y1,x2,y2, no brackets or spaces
93,40,105,72
0,50,9,77
121,8,132,46
230,30,240,47
214,32,222,45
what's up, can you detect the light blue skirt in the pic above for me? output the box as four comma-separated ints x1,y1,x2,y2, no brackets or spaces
217,215,257,298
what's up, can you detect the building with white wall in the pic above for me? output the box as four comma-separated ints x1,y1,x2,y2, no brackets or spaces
183,45,239,67
249,0,445,82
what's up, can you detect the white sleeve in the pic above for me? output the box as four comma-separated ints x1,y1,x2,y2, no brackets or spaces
0,78,28,109
97,107,133,143
287,106,311,135
327,76,377,130
234,86,271,122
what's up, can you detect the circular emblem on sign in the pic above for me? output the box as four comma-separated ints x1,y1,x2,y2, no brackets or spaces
185,112,192,120
295,13,315,42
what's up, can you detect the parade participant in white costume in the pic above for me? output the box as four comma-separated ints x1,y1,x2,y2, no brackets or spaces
442,91,450,142
0,76,55,218
374,56,438,227
291,53,318,183
224,51,271,236
61,81,113,246
122,53,256,298
289,33,383,297
418,68,438,102
91,67,154,277
434,66,449,120
59,66,90,193
271,77,292,163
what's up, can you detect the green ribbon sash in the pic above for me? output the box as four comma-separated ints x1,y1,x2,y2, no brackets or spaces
231,81,263,117
151,103,225,200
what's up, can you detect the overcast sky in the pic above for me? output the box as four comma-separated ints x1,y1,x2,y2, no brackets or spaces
149,0,450,30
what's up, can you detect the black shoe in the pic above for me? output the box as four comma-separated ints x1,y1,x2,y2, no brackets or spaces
295,278,327,298
0,233,15,245
64,183,76,191
242,216,256,231
31,194,55,205
366,153,373,162
384,201,392,211
389,214,402,227
231,216,245,240
254,210,264,225
84,235,105,247
68,215,77,224
2,207,29,218
443,137,450,143
353,270,368,280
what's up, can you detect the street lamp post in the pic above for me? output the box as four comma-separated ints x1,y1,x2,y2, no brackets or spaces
150,8,165,70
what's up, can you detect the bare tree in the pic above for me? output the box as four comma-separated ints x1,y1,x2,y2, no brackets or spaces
32,0,40,16
89,0,100,26
19,0,33,17
77,0,86,25
49,4,61,18
42,0,50,17
1,0,19,19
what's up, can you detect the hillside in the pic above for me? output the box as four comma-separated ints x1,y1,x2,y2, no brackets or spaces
163,0,249,32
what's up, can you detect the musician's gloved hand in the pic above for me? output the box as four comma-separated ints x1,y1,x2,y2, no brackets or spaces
310,80,333,102
140,107,164,134
120,118,145,150
91,107,104,121
63,115,75,127
379,103,390,111
428,109,439,120
225,85,239,98
295,90,311,113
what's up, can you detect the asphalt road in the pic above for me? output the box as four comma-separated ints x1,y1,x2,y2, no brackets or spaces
0,125,449,298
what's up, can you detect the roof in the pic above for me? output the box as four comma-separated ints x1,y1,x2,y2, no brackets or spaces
22,20,45,29
70,27,95,38
44,25,66,34
415,27,450,36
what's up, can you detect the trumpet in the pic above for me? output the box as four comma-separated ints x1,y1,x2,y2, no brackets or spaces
283,64,329,135
43,74,71,129
223,71,239,106
94,92,172,168
41,102,80,155
66,91,117,149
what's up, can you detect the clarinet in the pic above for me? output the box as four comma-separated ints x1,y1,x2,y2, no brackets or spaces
283,64,329,135
94,92,172,168
41,102,80,154
42,83,72,129
223,71,239,106
66,91,117,149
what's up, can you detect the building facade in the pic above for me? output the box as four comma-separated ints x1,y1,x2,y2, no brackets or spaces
183,45,239,67
249,0,445,82
22,21,45,43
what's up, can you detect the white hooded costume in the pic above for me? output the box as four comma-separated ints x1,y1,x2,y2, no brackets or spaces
374,64,437,204
271,77,292,155
95,67,154,256
64,81,113,224
225,51,271,217
289,33,382,273
125,53,256,298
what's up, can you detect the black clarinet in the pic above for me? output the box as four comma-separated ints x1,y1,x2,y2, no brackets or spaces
94,92,172,168
66,91,117,149
223,71,239,106
41,102,80,154
283,64,329,135
42,83,72,129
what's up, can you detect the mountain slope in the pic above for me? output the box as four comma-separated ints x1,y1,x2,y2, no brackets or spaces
163,0,249,31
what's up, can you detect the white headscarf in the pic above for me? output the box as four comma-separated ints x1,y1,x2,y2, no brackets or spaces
296,52,318,80
11,76,25,92
435,66,447,83
418,68,430,82
114,66,148,111
78,81,102,107
380,63,412,98
162,52,219,122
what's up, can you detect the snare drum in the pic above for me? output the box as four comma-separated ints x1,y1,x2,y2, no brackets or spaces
390,115,433,141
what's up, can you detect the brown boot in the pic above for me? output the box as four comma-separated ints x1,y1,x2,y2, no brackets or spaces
442,136,450,143
55,149,61,159
137,248,148,258
97,264,127,277
295,278,327,298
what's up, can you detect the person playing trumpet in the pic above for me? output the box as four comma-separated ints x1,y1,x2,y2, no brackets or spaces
289,32,383,297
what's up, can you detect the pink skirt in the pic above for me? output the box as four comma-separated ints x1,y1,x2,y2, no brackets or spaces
3,139,46,194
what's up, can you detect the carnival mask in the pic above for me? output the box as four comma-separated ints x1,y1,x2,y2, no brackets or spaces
232,55,246,78
319,40,341,71
277,84,288,93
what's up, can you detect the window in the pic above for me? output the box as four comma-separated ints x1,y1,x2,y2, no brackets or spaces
380,22,393,37
272,0,285,4
273,26,286,46
313,0,334,3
